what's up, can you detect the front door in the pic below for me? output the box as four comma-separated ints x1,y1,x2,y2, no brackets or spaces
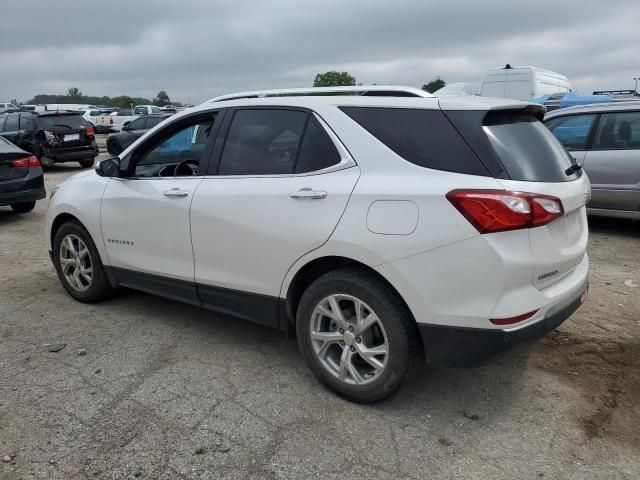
583,110,640,212
190,108,360,326
100,112,220,303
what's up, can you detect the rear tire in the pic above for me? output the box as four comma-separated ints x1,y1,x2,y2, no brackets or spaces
53,221,115,302
79,158,94,168
10,201,36,213
296,268,420,403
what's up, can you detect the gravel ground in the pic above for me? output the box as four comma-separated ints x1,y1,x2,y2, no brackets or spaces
1,137,638,479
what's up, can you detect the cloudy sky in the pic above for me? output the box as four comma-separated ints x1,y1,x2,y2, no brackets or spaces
1,0,639,104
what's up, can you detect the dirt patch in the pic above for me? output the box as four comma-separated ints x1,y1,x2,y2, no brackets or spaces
533,328,640,445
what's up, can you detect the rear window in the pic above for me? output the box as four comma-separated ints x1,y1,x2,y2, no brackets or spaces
484,112,577,182
340,107,489,176
37,115,90,130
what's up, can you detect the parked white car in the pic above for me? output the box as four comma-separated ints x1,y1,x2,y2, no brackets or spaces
45,86,590,402
0,102,18,113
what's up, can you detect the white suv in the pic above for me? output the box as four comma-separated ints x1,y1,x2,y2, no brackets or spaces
46,86,590,402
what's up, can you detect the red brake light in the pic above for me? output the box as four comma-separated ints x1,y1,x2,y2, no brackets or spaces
86,127,95,137
109,117,113,124
490,309,538,326
11,155,41,168
446,189,563,234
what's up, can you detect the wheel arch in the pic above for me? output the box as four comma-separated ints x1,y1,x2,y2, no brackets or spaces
50,212,84,250
284,256,420,343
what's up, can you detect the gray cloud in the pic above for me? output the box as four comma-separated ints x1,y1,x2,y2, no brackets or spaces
1,0,639,103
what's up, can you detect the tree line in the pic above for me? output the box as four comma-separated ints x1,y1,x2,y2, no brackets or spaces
21,88,176,109
313,71,446,93
15,74,445,108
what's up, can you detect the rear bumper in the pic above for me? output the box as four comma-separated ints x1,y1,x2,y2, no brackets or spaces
0,169,46,206
43,143,98,163
419,280,588,367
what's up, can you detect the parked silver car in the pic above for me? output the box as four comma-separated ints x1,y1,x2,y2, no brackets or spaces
545,102,640,219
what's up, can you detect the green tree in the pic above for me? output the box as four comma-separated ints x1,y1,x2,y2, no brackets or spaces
67,87,83,99
313,71,356,87
153,90,171,106
111,95,135,109
422,77,446,93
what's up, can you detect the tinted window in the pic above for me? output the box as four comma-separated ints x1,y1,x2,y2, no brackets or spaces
340,107,488,176
133,107,146,115
19,114,34,131
146,117,163,128
127,118,146,130
37,115,89,129
90,110,100,116
151,107,161,114
545,114,596,150
484,112,576,182
592,111,640,150
134,115,216,176
0,116,6,132
295,116,341,173
117,110,133,116
5,114,19,131
218,109,307,175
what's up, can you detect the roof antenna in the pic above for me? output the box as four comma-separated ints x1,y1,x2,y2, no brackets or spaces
504,64,512,69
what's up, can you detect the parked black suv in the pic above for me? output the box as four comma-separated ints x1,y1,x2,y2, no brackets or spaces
106,113,172,155
0,111,99,168
0,136,45,213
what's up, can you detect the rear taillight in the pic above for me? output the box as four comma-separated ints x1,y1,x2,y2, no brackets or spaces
11,155,41,168
109,117,113,125
447,189,564,234
86,127,95,137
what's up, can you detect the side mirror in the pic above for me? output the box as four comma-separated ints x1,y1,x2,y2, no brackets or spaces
95,157,120,177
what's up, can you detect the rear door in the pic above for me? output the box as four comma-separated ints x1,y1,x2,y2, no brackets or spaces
190,108,359,327
582,110,640,212
481,110,590,289
1,113,20,144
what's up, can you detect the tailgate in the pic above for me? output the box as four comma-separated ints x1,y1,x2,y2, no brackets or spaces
497,175,590,289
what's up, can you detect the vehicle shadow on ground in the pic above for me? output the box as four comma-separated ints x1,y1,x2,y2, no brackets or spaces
587,216,640,238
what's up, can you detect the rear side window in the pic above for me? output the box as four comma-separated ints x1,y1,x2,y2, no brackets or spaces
592,111,640,150
0,116,6,132
295,116,341,173
218,109,307,175
5,114,19,132
146,117,163,128
340,107,489,176
544,114,596,151
19,115,34,131
484,112,576,182
36,115,89,130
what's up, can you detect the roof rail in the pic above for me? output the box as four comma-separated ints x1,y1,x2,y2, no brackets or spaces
205,85,433,103
592,89,639,96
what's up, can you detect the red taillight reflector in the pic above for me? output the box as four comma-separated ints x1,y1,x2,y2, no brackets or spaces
86,127,95,137
446,189,563,234
490,309,538,326
109,118,113,124
11,155,41,168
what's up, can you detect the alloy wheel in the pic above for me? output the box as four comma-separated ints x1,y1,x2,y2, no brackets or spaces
310,294,388,385
59,234,93,292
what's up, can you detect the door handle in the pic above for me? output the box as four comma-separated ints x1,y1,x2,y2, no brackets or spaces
289,188,327,200
163,188,189,198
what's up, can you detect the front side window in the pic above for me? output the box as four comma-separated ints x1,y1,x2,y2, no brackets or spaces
133,114,217,177
545,114,596,151
218,109,307,175
592,111,640,150
146,117,163,129
151,106,161,114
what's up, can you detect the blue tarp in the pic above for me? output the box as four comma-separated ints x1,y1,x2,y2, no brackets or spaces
530,95,551,105
558,92,613,108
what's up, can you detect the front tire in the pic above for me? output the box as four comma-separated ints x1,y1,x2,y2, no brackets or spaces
53,222,114,302
296,268,420,403
107,141,122,156
11,201,36,213
79,158,94,168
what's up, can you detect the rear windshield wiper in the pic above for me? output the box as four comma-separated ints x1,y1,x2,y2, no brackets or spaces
565,163,582,176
